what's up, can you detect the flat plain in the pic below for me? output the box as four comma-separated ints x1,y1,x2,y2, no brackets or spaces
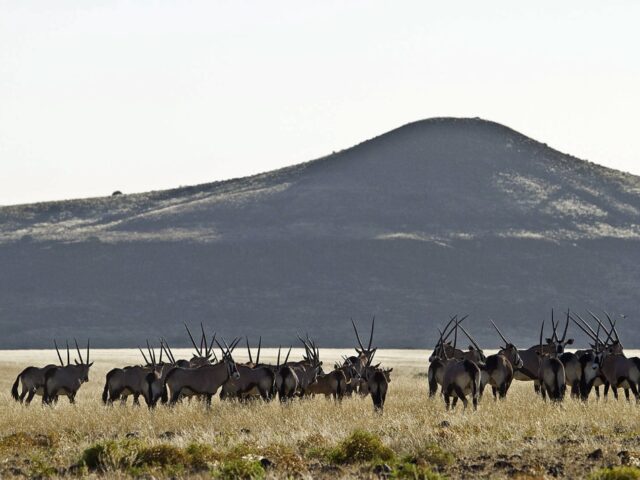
0,349,639,479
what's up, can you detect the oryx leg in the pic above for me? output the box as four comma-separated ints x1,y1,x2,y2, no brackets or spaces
25,390,36,404
428,376,438,398
133,394,140,406
19,387,28,403
491,386,498,401
453,385,468,410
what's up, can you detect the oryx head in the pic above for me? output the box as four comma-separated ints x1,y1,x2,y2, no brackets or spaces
216,337,241,380
492,320,523,369
351,316,377,365
73,338,93,382
546,309,574,355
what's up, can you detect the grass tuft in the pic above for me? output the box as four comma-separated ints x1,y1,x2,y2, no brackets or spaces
589,466,640,480
214,458,265,479
327,429,395,464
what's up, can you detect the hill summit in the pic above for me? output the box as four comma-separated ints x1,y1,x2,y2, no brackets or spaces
1,117,640,348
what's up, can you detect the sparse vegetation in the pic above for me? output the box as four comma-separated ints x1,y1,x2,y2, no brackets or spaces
0,350,639,478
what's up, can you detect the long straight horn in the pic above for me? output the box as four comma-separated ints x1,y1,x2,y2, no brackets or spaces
458,324,482,351
184,323,201,356
539,320,544,355
440,314,458,342
367,316,375,351
54,340,64,366
351,319,365,352
86,338,90,364
560,309,570,342
573,312,600,339
452,319,458,351
277,345,282,368
284,346,292,364
158,340,163,363
490,320,509,346
161,338,176,364
551,309,558,341
570,316,598,342
66,340,70,365
256,336,262,364
74,338,84,364
604,311,620,342
200,323,208,356
246,337,253,364
139,346,150,364
146,340,155,365
209,333,218,361
437,328,448,359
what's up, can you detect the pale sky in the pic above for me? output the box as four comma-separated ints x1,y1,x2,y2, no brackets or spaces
1,1,639,206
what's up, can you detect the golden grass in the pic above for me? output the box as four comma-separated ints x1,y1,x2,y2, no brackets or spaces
0,349,639,478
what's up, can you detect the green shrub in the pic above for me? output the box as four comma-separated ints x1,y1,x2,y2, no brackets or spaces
589,466,640,480
327,430,395,464
81,439,141,471
391,461,446,480
136,444,189,467
214,458,265,479
185,442,220,469
409,444,454,468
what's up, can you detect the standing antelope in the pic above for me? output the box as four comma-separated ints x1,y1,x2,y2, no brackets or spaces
184,323,218,366
479,320,523,400
536,321,566,402
363,358,392,412
11,340,69,404
102,341,170,407
164,338,241,406
345,318,377,379
43,339,93,405
275,347,298,402
439,324,481,411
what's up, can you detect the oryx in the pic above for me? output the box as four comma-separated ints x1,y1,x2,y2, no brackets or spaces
43,339,93,405
536,321,566,402
164,338,241,406
479,320,523,400
102,341,170,407
439,323,482,411
11,340,69,404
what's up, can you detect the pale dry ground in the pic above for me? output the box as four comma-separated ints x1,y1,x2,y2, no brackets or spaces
1,349,640,479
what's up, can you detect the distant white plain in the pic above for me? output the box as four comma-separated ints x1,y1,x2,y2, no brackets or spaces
1,1,639,205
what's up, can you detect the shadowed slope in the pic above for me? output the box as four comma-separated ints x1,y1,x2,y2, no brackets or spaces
1,118,639,347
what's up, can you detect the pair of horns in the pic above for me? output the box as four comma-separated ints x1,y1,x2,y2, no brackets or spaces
352,316,375,353
185,323,216,359
215,336,240,359
276,345,292,367
139,339,164,366
54,338,89,366
246,336,262,364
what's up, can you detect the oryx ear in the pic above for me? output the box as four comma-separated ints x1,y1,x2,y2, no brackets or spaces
545,337,553,343
387,368,393,373
89,362,94,367
75,360,79,365
468,345,473,351
566,338,574,345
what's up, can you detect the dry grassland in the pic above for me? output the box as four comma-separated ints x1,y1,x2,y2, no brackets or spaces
0,349,639,479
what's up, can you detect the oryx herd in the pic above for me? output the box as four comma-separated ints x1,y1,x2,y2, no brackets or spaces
11,319,393,412
10,310,635,413
428,310,637,410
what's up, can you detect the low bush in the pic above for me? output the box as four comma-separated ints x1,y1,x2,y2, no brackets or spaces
589,466,640,480
326,430,395,464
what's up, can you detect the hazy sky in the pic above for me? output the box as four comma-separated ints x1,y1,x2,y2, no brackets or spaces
1,1,639,205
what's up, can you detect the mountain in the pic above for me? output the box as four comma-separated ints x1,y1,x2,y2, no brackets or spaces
1,117,640,349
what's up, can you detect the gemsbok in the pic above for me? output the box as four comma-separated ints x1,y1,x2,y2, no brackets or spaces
102,341,170,407
164,338,241,406
43,339,93,405
536,321,566,402
11,340,68,404
440,324,481,411
479,320,523,400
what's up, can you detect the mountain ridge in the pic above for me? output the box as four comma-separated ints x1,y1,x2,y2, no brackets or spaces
1,117,639,349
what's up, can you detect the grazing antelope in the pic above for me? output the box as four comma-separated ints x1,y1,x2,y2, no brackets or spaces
164,338,241,406
43,339,94,405
11,340,68,404
479,320,523,400
536,321,566,402
439,325,482,411
428,315,469,362
102,341,170,407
